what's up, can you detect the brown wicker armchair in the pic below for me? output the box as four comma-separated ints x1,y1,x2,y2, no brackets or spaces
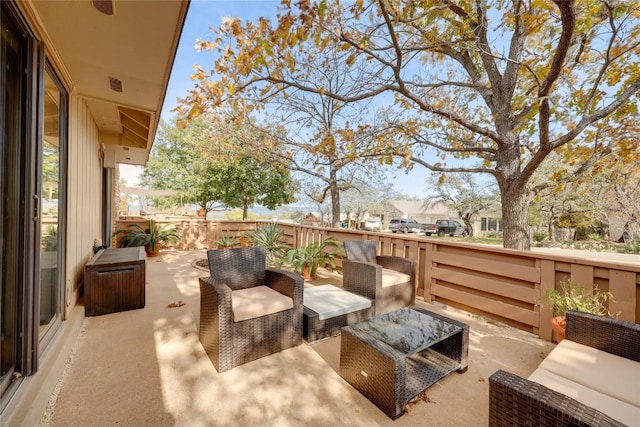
198,246,303,372
489,310,640,427
342,240,416,315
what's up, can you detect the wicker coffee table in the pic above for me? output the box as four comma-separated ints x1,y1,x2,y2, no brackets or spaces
340,306,469,419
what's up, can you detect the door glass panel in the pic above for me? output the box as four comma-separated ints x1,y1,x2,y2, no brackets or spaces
1,11,25,394
39,70,62,337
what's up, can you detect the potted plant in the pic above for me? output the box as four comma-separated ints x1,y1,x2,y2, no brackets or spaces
544,279,615,342
246,222,287,265
277,237,344,279
215,231,239,249
239,231,253,248
113,220,180,257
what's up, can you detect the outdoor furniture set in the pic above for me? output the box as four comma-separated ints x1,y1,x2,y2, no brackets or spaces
197,242,640,424
489,310,640,427
197,242,470,419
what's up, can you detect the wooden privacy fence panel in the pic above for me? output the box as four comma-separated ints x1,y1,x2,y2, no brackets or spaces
427,245,542,333
276,223,639,341
114,220,639,341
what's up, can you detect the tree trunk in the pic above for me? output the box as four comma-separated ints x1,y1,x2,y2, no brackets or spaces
548,219,556,242
501,188,531,250
330,168,341,228
462,215,474,237
242,197,249,220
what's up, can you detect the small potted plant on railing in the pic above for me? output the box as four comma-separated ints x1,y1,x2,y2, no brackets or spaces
277,237,344,279
544,279,615,342
113,220,180,257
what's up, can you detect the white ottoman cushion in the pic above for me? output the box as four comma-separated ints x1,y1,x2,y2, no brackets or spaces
304,284,372,320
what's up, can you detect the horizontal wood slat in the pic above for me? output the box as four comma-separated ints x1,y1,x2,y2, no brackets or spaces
431,284,539,328
432,267,538,304
432,251,540,283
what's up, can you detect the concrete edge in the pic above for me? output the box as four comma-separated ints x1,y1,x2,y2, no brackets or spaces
3,304,85,427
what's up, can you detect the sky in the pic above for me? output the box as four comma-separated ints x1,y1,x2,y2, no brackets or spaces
121,0,434,199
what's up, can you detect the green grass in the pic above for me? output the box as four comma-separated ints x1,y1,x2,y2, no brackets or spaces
424,235,503,245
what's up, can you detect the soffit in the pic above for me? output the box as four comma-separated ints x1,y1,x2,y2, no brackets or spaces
29,0,189,166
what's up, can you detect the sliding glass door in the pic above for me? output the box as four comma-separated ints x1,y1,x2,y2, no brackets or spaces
1,4,67,400
39,66,66,343
0,9,27,397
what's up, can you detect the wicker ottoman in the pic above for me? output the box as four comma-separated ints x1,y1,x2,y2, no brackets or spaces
303,285,374,343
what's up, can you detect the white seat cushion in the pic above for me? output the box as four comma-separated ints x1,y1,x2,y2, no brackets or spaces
231,286,293,322
381,268,411,288
529,368,640,426
303,284,371,321
538,339,640,407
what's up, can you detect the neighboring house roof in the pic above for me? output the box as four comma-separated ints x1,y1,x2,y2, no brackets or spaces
25,1,190,166
389,200,451,217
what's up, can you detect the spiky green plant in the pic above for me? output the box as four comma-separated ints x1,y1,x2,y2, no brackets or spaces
247,222,287,264
113,220,180,252
277,237,344,278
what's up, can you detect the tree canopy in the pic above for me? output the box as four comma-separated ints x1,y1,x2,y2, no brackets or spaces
178,0,640,250
141,118,297,219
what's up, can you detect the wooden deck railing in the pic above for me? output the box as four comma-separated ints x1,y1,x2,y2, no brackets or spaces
114,219,640,341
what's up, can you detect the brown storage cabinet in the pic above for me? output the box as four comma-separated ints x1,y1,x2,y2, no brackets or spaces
84,247,146,316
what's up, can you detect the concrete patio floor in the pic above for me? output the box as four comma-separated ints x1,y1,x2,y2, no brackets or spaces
41,249,556,427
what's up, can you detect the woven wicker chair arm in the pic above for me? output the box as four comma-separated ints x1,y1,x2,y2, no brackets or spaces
199,276,232,299
265,268,303,302
489,369,625,427
565,310,640,362
342,260,382,299
343,259,381,269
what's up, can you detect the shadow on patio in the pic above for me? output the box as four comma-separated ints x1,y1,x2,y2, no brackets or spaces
41,249,555,427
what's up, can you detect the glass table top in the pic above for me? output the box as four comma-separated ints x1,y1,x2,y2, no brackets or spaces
349,307,462,355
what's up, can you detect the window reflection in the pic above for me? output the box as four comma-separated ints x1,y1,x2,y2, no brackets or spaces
39,70,61,333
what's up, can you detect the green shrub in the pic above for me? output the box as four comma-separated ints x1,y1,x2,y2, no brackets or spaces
618,238,640,254
544,280,614,318
533,230,548,242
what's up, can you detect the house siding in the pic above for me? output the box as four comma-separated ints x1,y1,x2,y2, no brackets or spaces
65,95,103,316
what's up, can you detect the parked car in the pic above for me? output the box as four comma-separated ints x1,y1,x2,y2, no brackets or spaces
363,217,382,231
435,219,469,236
389,218,423,233
422,223,438,236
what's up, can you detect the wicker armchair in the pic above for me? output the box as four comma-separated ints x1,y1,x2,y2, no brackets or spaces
198,246,303,373
342,240,416,315
489,311,640,427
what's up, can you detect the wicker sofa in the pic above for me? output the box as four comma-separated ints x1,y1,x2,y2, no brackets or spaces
489,310,640,427
199,247,303,373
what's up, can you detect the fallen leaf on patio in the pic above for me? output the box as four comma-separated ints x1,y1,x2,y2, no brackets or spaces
167,301,185,308
406,390,432,411
478,377,486,383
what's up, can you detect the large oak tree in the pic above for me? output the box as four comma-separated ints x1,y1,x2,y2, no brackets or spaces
179,0,640,250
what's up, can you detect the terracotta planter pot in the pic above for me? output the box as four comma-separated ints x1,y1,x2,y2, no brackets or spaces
301,264,317,280
197,209,206,217
239,237,252,248
550,316,566,343
145,245,161,257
